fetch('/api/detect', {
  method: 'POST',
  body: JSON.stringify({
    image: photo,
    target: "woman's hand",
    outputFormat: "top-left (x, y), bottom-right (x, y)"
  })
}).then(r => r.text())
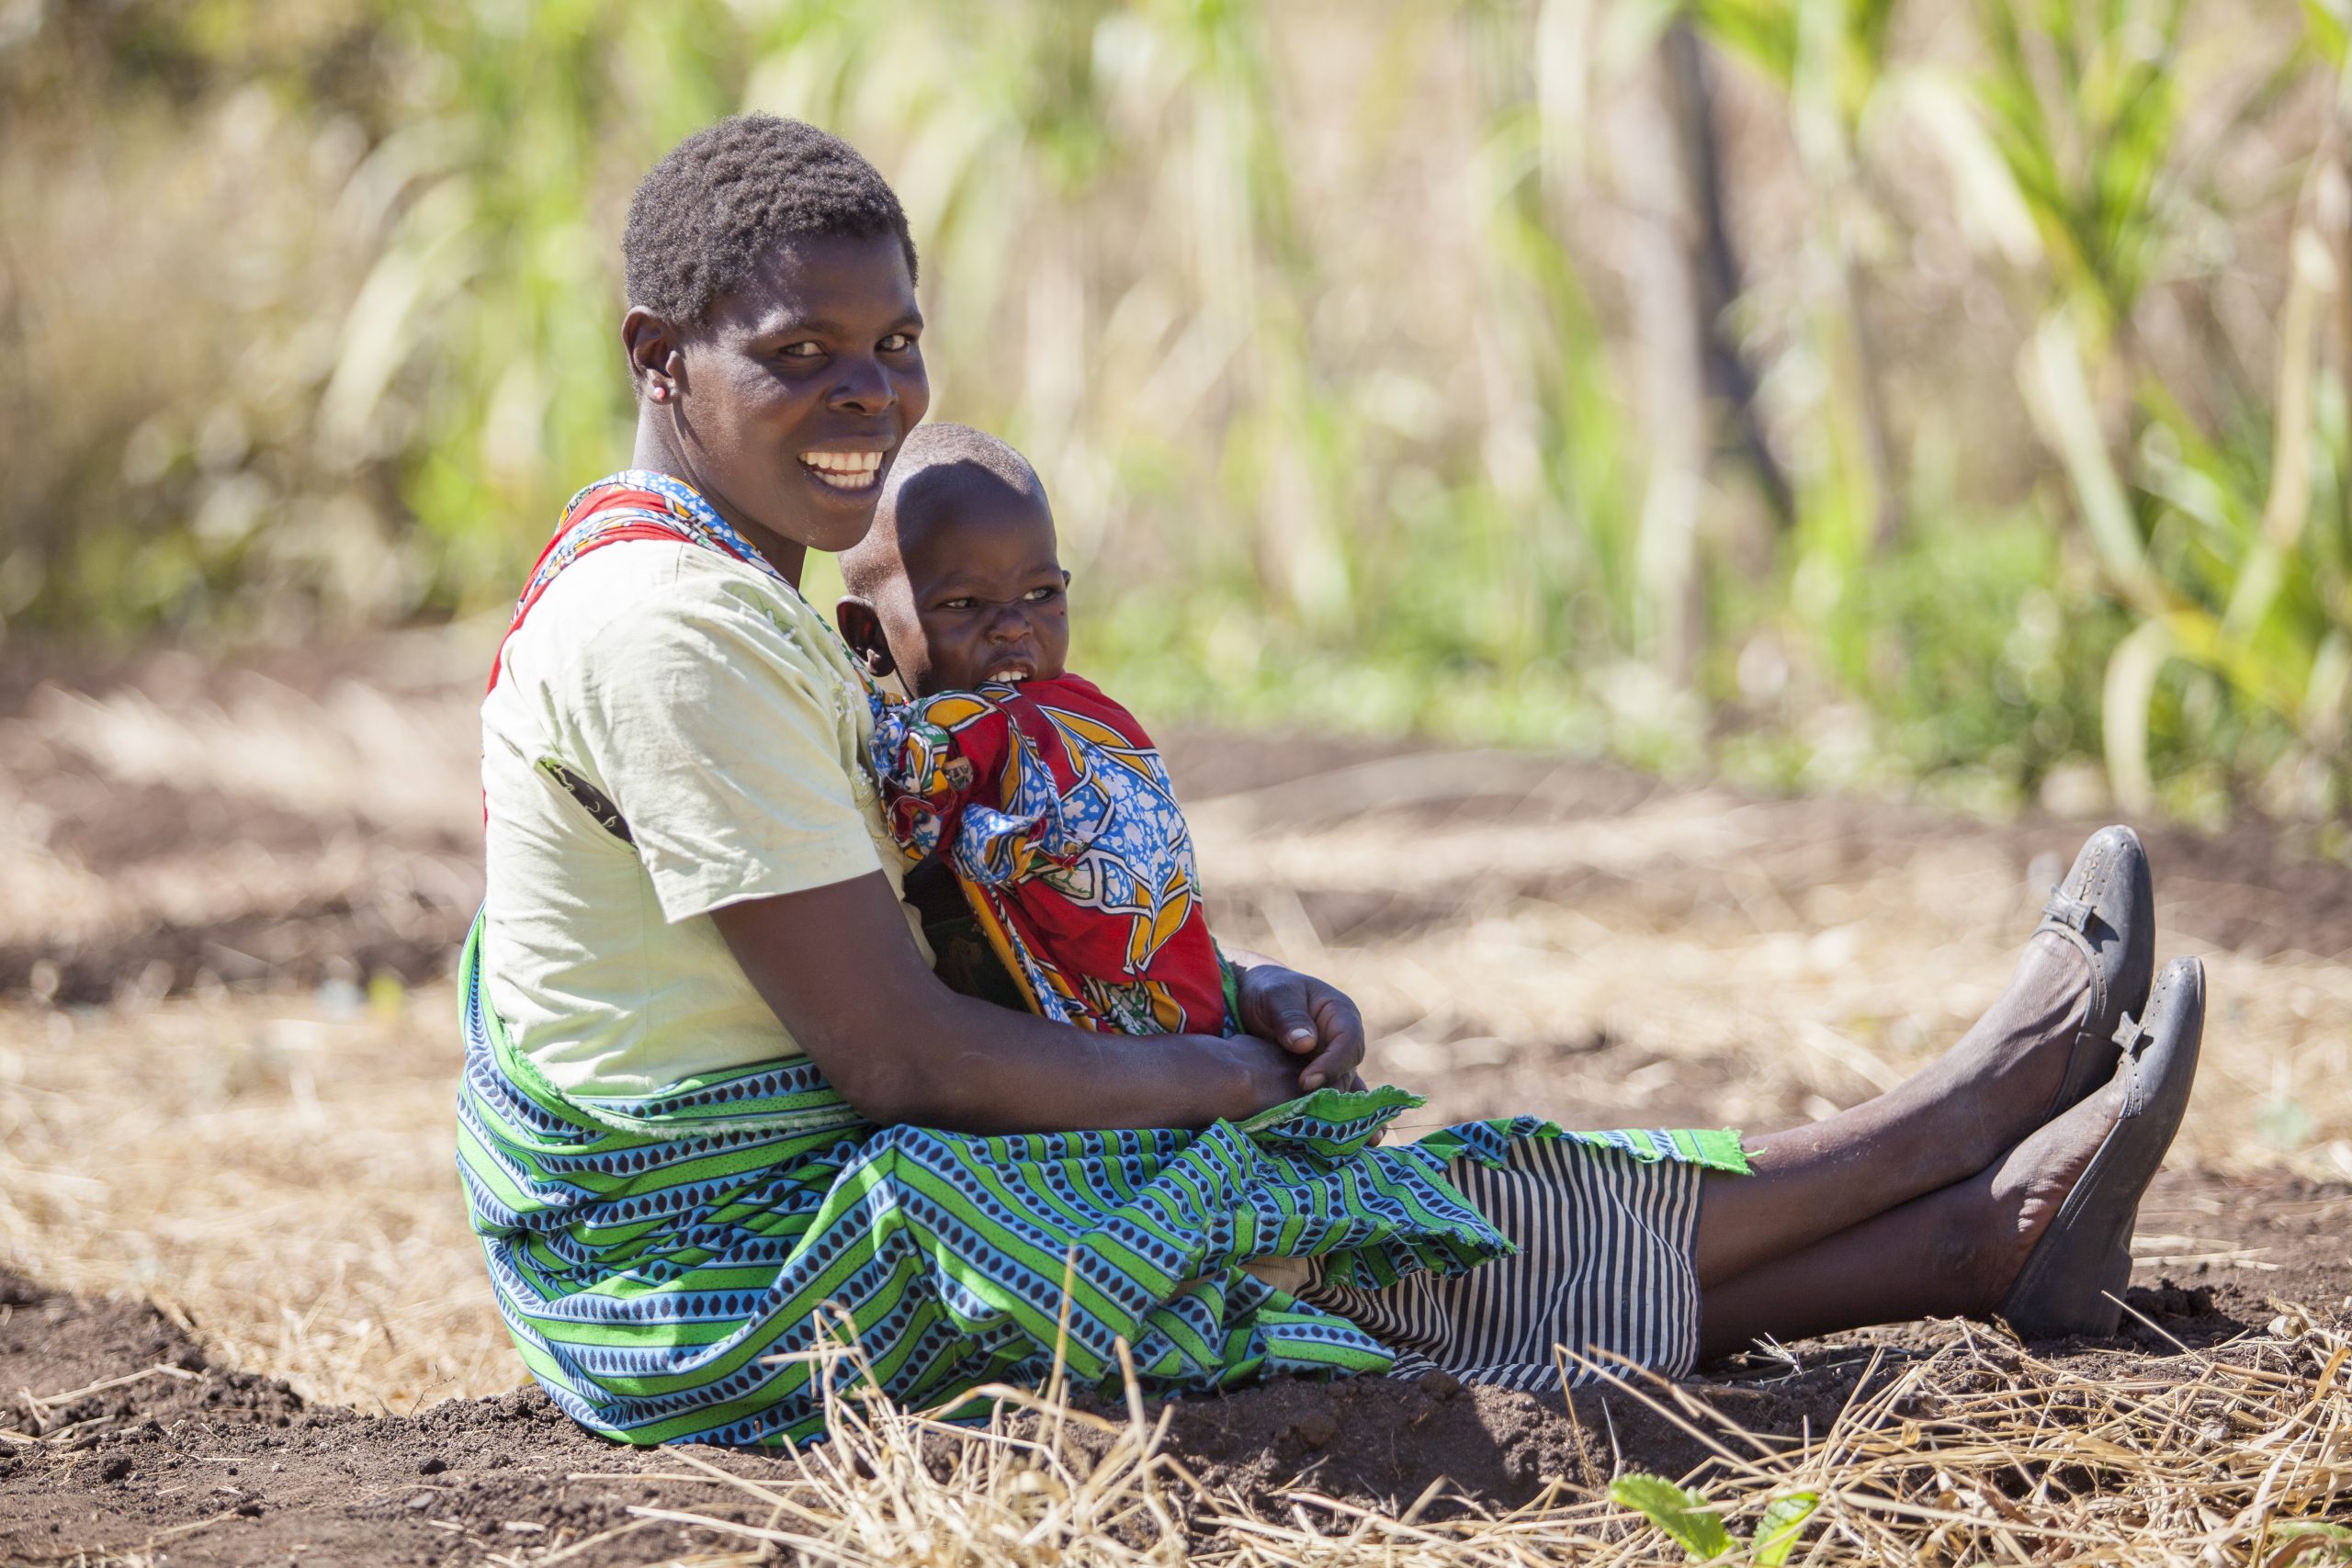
top-left (1229, 953), bottom-right (1366, 1092)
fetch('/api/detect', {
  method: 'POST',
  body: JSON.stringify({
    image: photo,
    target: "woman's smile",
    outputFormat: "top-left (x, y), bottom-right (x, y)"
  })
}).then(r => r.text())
top-left (800, 447), bottom-right (887, 492)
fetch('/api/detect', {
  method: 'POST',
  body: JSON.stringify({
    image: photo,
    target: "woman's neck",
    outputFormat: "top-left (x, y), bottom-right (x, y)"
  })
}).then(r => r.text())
top-left (629, 423), bottom-right (808, 588)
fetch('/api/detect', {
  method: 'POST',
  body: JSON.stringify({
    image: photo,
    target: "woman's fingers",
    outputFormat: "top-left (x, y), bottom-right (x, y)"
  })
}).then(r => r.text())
top-left (1242, 968), bottom-right (1323, 1055)
top-left (1295, 982), bottom-right (1365, 1090)
top-left (1234, 960), bottom-right (1370, 1091)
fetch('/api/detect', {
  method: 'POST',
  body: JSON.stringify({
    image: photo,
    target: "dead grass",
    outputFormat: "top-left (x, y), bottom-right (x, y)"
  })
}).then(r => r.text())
top-left (4, 820), bottom-right (2349, 1561)
top-left (5, 661), bottom-right (2352, 1559)
top-left (544, 1316), bottom-right (2352, 1566)
top-left (0, 989), bottom-right (511, 1412)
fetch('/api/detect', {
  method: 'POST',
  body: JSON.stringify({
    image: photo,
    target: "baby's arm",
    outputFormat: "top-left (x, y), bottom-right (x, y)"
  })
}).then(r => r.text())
top-left (869, 692), bottom-right (1081, 886)
top-left (868, 697), bottom-right (987, 864)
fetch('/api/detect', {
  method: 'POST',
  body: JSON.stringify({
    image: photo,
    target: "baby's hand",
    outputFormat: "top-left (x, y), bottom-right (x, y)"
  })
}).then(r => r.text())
top-left (1231, 956), bottom-right (1365, 1092)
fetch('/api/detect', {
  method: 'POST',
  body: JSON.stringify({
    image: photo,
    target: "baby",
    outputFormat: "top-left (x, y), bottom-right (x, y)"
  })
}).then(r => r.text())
top-left (837, 423), bottom-right (1233, 1037)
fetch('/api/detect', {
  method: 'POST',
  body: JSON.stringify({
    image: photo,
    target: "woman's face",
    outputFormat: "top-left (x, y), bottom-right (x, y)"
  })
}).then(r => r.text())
top-left (644, 231), bottom-right (930, 559)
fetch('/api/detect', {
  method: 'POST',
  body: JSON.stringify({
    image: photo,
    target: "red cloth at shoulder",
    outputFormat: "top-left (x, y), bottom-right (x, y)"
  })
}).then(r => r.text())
top-left (912, 673), bottom-right (1228, 1036)
top-left (487, 486), bottom-right (714, 695)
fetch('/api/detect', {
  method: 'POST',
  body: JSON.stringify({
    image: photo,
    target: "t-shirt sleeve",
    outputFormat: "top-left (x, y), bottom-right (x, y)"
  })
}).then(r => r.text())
top-left (561, 576), bottom-right (884, 923)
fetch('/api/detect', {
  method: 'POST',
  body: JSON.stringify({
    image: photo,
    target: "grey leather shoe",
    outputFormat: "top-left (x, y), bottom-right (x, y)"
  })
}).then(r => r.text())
top-left (2030, 825), bottom-right (2155, 1122)
top-left (1996, 956), bottom-right (2204, 1339)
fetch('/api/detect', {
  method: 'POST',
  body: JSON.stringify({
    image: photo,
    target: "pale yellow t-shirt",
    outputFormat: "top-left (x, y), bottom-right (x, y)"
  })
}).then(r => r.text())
top-left (480, 539), bottom-right (924, 1097)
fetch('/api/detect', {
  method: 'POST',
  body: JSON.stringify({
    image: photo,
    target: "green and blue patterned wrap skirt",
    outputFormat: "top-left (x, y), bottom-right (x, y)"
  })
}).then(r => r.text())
top-left (456, 918), bottom-right (1748, 1446)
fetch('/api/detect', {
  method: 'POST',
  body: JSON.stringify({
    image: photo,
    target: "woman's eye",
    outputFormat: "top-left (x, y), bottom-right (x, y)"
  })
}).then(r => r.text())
top-left (879, 333), bottom-right (915, 352)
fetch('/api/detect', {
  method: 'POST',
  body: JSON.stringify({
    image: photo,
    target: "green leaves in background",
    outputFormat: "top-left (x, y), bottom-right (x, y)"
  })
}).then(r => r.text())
top-left (3, 0), bottom-right (2349, 823)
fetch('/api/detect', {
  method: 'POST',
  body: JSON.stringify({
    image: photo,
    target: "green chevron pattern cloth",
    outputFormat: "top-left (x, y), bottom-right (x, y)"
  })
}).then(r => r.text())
top-left (456, 916), bottom-right (1750, 1445)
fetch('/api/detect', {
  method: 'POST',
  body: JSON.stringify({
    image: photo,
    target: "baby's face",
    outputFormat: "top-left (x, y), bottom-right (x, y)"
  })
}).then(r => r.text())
top-left (878, 479), bottom-right (1070, 697)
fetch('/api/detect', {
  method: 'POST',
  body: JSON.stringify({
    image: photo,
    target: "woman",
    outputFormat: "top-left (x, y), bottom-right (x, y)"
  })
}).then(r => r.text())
top-left (460, 116), bottom-right (2205, 1447)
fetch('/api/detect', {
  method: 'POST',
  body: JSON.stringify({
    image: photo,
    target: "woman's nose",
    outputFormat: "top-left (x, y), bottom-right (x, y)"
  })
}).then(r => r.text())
top-left (827, 354), bottom-right (895, 414)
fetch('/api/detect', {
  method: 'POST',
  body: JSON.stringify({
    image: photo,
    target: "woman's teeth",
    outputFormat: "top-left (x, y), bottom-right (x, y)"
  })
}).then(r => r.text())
top-left (800, 450), bottom-right (883, 491)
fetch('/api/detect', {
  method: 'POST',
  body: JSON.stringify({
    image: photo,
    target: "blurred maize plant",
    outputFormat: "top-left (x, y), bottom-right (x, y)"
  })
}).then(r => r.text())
top-left (0, 0), bottom-right (2345, 818)
top-left (1892, 0), bottom-right (2352, 816)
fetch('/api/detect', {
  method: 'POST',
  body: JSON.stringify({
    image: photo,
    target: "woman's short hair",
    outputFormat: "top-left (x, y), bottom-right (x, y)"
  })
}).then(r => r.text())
top-left (623, 114), bottom-right (918, 325)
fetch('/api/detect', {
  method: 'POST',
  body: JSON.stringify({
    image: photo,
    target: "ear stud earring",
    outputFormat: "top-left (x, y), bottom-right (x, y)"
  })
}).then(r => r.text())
top-left (650, 383), bottom-right (671, 402)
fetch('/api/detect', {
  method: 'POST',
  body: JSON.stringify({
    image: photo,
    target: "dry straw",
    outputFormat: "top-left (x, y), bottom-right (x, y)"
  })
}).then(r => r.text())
top-left (5, 669), bottom-right (2351, 1561)
top-left (557, 1302), bottom-right (2351, 1567)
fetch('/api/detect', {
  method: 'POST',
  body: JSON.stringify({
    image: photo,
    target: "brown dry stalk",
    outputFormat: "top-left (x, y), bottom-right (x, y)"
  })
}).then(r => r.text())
top-left (557, 1308), bottom-right (2351, 1567)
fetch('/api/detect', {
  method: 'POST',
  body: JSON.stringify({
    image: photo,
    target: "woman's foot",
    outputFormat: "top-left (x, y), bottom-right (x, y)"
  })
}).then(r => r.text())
top-left (2021, 825), bottom-right (2155, 1120)
top-left (1980, 956), bottom-right (2205, 1336)
top-left (1895, 826), bottom-right (2155, 1181)
top-left (1696, 833), bottom-right (2158, 1291)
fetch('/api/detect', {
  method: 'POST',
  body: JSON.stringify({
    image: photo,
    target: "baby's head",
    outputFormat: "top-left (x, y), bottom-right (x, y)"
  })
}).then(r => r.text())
top-left (836, 423), bottom-right (1069, 697)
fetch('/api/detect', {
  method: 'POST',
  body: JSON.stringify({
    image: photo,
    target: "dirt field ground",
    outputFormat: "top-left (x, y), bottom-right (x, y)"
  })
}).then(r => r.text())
top-left (2, 633), bottom-right (2348, 1562)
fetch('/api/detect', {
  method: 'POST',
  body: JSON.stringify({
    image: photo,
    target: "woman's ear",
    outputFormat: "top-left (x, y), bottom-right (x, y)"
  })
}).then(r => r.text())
top-left (834, 597), bottom-right (896, 677)
top-left (621, 306), bottom-right (685, 404)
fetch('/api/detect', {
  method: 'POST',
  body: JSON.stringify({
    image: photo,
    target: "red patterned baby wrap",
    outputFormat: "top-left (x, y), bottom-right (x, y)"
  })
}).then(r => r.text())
top-left (869, 673), bottom-right (1232, 1036)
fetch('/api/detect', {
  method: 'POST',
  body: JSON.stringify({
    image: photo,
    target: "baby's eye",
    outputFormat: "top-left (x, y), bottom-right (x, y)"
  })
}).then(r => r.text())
top-left (938, 596), bottom-right (977, 611)
top-left (778, 341), bottom-right (824, 359)
top-left (879, 333), bottom-right (915, 352)
top-left (1022, 584), bottom-right (1062, 603)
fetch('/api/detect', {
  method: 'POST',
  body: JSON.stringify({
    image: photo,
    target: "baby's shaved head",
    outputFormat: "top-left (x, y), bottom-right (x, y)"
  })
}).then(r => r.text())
top-left (842, 423), bottom-right (1049, 598)
top-left (834, 423), bottom-right (1069, 697)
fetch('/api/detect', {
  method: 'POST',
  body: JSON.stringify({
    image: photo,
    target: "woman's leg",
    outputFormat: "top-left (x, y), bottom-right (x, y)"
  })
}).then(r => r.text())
top-left (1691, 928), bottom-right (2090, 1288)
top-left (1694, 1072), bottom-right (2121, 1356)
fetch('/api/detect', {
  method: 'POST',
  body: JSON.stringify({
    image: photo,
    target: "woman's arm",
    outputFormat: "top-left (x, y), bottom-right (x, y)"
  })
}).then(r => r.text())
top-left (712, 872), bottom-right (1363, 1133)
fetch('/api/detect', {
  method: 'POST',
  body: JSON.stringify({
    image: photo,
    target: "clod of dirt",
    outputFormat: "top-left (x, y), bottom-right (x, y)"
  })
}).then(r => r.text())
top-left (1291, 1411), bottom-right (1338, 1448)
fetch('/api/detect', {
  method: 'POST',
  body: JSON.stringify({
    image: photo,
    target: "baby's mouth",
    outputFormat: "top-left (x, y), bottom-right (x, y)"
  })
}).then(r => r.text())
top-left (798, 449), bottom-right (884, 492)
top-left (984, 660), bottom-right (1034, 683)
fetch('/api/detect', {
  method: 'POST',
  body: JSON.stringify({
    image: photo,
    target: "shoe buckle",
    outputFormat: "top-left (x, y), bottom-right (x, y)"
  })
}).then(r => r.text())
top-left (2042, 892), bottom-right (2095, 933)
top-left (2111, 1012), bottom-right (2150, 1055)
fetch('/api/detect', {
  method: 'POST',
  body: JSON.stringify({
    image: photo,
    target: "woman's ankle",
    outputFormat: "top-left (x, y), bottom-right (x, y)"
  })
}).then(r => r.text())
top-left (1972, 1099), bottom-right (2115, 1317)
top-left (1934, 1175), bottom-right (2030, 1318)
